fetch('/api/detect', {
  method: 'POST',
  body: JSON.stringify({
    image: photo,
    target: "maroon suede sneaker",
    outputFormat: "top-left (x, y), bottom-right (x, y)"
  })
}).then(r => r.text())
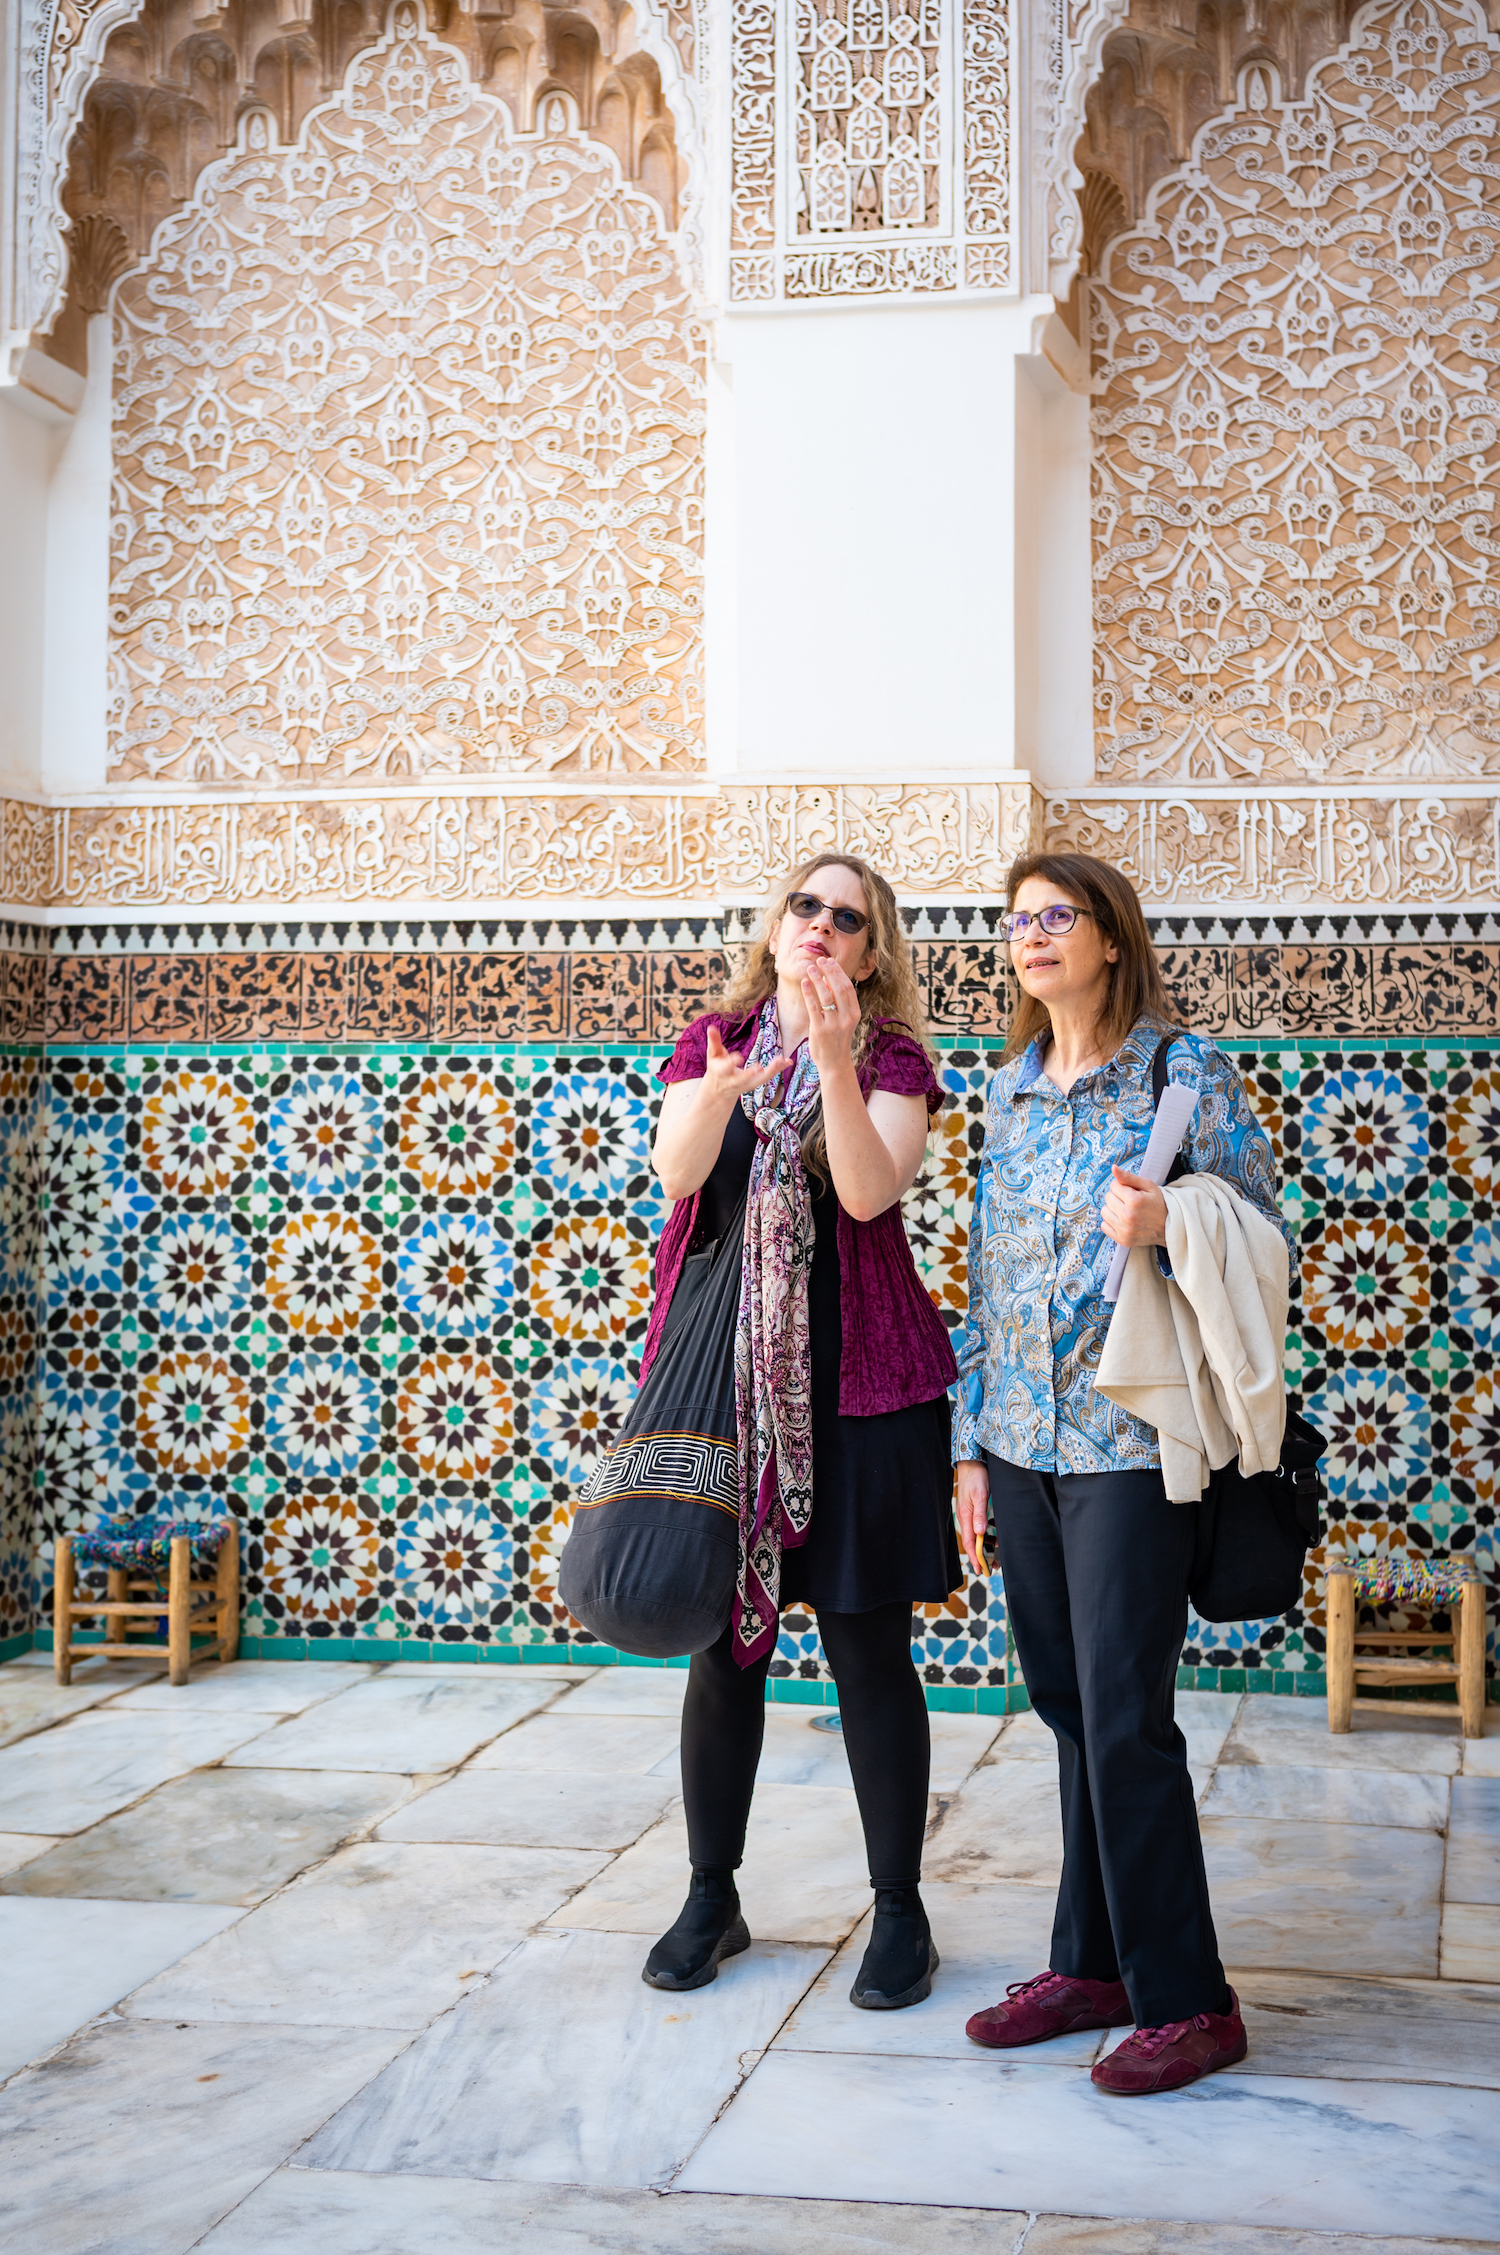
top-left (966, 1970), bottom-right (1133, 2050)
top-left (1091, 1991), bottom-right (1247, 2095)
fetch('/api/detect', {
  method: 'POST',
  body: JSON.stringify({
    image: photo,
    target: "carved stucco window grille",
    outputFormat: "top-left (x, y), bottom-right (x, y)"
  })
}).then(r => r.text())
top-left (1089, 0), bottom-right (1500, 788)
top-left (103, 2), bottom-right (704, 789)
top-left (729, 0), bottom-right (1010, 303)
top-left (794, 0), bottom-right (942, 236)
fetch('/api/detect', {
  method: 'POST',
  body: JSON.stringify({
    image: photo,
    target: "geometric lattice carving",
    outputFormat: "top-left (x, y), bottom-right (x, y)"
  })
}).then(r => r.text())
top-left (1090, 0), bottom-right (1500, 782)
top-left (728, 0), bottom-right (1010, 301)
top-left (109, 3), bottom-right (704, 787)
top-left (794, 0), bottom-right (943, 235)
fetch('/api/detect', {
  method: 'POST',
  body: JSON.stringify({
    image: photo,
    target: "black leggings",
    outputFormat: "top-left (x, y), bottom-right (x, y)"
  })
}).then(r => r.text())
top-left (681, 1601), bottom-right (930, 1889)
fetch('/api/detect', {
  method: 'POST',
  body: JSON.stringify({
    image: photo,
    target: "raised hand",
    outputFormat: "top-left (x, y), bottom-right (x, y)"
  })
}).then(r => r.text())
top-left (801, 954), bottom-right (862, 1072)
top-left (703, 1024), bottom-right (789, 1102)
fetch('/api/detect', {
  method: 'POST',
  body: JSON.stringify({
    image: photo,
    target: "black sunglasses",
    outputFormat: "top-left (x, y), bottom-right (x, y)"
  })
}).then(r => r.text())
top-left (784, 890), bottom-right (870, 936)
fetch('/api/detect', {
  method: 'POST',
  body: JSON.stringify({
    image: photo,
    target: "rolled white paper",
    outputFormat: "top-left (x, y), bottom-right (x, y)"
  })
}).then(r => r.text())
top-left (1101, 1079), bottom-right (1200, 1303)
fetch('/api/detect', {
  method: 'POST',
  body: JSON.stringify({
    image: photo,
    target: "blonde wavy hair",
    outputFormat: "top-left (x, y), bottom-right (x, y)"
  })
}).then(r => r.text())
top-left (719, 853), bottom-right (937, 1178)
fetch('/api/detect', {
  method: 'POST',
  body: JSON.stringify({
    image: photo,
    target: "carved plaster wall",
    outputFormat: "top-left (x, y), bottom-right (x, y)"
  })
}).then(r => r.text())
top-left (1087, 0), bottom-right (1500, 797)
top-left (0, 779), bottom-right (1041, 907)
top-left (727, 0), bottom-right (1012, 300)
top-left (104, 2), bottom-right (704, 789)
top-left (2, 779), bottom-right (1499, 908)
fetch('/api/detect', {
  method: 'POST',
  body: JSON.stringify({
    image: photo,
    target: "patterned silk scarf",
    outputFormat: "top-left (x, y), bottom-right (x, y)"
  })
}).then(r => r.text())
top-left (732, 998), bottom-right (823, 1666)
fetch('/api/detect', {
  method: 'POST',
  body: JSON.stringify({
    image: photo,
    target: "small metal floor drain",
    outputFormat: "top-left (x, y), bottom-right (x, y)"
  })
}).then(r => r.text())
top-left (809, 1709), bottom-right (843, 1733)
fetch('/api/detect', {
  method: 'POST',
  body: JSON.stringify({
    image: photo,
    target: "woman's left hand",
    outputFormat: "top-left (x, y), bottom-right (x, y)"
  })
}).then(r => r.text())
top-left (1101, 1164), bottom-right (1169, 1248)
top-left (802, 954), bottom-right (862, 1072)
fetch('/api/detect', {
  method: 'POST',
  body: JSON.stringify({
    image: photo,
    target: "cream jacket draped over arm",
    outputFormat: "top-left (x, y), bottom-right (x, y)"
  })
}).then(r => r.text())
top-left (1095, 1174), bottom-right (1289, 1505)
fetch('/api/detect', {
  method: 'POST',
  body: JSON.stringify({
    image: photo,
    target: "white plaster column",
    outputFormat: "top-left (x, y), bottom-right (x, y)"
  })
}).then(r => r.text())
top-left (714, 296), bottom-right (1054, 783)
top-left (1014, 345), bottom-right (1093, 789)
top-left (39, 309), bottom-right (112, 795)
top-left (0, 385), bottom-right (62, 788)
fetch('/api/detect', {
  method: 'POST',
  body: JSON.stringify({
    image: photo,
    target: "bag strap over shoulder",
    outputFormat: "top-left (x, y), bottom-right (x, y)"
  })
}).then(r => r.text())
top-left (1151, 1034), bottom-right (1193, 1185)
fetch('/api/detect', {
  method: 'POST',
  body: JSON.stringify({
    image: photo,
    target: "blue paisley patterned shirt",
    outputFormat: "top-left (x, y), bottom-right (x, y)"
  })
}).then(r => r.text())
top-left (952, 1018), bottom-right (1292, 1474)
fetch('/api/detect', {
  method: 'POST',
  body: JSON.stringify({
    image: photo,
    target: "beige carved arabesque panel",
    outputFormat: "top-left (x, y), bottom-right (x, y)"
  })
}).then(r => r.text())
top-left (106, 0), bottom-right (704, 788)
top-left (1089, 0), bottom-right (1500, 785)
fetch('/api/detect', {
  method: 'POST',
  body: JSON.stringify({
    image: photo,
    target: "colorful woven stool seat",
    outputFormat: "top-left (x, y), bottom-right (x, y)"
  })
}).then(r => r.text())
top-left (72, 1516), bottom-right (232, 1571)
top-left (1344, 1555), bottom-right (1479, 1605)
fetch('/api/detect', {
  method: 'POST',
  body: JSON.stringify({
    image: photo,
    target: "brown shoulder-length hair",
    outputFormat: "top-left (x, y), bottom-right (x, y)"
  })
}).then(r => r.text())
top-left (719, 852), bottom-right (936, 1176)
top-left (1000, 850), bottom-right (1180, 1064)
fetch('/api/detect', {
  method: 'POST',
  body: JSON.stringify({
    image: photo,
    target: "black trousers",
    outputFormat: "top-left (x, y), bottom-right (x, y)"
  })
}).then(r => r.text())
top-left (987, 1454), bottom-right (1228, 2027)
top-left (681, 1601), bottom-right (930, 1889)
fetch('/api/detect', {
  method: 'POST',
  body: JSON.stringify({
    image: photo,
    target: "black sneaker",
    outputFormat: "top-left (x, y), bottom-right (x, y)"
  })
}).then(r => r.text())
top-left (849, 1885), bottom-right (939, 2010)
top-left (642, 1870), bottom-right (752, 1992)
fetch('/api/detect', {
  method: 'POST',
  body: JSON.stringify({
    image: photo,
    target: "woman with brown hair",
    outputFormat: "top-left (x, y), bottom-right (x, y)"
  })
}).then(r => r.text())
top-left (953, 851), bottom-right (1292, 2094)
top-left (640, 854), bottom-right (959, 2008)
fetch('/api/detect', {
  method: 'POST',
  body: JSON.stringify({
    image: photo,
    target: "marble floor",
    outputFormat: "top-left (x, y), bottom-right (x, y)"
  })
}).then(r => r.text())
top-left (0, 1651), bottom-right (1497, 2255)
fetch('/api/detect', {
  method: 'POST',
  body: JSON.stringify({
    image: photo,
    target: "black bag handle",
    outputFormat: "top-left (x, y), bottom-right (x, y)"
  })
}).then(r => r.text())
top-left (1150, 1035), bottom-right (1193, 1185)
top-left (1157, 1032), bottom-right (1329, 1508)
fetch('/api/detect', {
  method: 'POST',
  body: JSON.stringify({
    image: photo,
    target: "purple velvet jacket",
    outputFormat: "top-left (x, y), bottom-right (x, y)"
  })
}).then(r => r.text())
top-left (640, 1008), bottom-right (958, 1418)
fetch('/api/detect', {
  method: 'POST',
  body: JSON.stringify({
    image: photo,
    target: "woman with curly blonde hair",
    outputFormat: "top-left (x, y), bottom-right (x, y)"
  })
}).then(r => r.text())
top-left (640, 853), bottom-right (959, 2009)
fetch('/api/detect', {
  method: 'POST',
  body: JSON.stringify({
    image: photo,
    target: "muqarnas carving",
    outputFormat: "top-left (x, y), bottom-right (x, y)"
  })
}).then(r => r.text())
top-left (89, 0), bottom-right (702, 788)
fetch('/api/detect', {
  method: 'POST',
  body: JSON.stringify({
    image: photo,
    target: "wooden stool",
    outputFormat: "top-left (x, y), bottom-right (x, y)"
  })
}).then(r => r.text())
top-left (54, 1515), bottom-right (240, 1688)
top-left (1325, 1555), bottom-right (1486, 1737)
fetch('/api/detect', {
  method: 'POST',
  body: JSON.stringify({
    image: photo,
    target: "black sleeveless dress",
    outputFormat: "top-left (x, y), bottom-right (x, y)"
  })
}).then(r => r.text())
top-left (683, 1103), bottom-right (960, 1615)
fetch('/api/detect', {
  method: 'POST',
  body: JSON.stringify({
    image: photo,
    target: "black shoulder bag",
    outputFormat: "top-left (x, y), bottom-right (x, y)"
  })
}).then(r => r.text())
top-left (1148, 1037), bottom-right (1327, 1625)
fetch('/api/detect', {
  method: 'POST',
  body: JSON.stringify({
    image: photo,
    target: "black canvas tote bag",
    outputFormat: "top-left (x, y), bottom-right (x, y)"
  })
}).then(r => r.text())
top-left (558, 1193), bottom-right (743, 1659)
top-left (1144, 1038), bottom-right (1327, 1624)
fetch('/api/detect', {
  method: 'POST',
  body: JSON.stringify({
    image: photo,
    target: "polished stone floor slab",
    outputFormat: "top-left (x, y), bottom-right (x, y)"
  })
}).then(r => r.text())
top-left (0, 1831), bottom-right (56, 1877)
top-left (1200, 1762), bottom-right (1449, 1831)
top-left (0, 1709), bottom-right (275, 1834)
top-left (675, 2048), bottom-right (1500, 2238)
top-left (376, 1768), bottom-right (676, 1852)
top-left (0, 1895), bottom-right (243, 2080)
top-left (1220, 1971), bottom-right (1500, 2088)
top-left (3, 1767), bottom-right (411, 1905)
top-left (200, 2171), bottom-right (1029, 2253)
top-left (555, 1668), bottom-right (690, 1716)
top-left (1172, 1691), bottom-right (1244, 1767)
top-left (1221, 1698), bottom-right (1463, 1776)
top-left (468, 1712), bottom-right (683, 1775)
top-left (1444, 1776), bottom-right (1500, 1904)
top-left (224, 1674), bottom-right (568, 1775)
top-left (982, 1710), bottom-right (1056, 1761)
top-left (1022, 2221), bottom-right (1500, 2255)
top-left (924, 1762), bottom-right (1062, 1889)
top-left (1459, 1731), bottom-right (1500, 1777)
top-left (0, 1662), bottom-right (159, 1749)
top-left (0, 2015), bottom-right (409, 2255)
top-left (1440, 1901), bottom-right (1500, 1982)
top-left (304, 1926), bottom-right (827, 2189)
top-left (551, 1783), bottom-right (872, 1946)
top-left (114, 1660), bottom-right (375, 1714)
top-left (374, 1663), bottom-right (585, 1682)
top-left (982, 1695), bottom-right (1238, 1773)
top-left (774, 1880), bottom-right (1099, 2066)
top-left (126, 1840), bottom-right (609, 2028)
top-left (1202, 1817), bottom-right (1443, 1977)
